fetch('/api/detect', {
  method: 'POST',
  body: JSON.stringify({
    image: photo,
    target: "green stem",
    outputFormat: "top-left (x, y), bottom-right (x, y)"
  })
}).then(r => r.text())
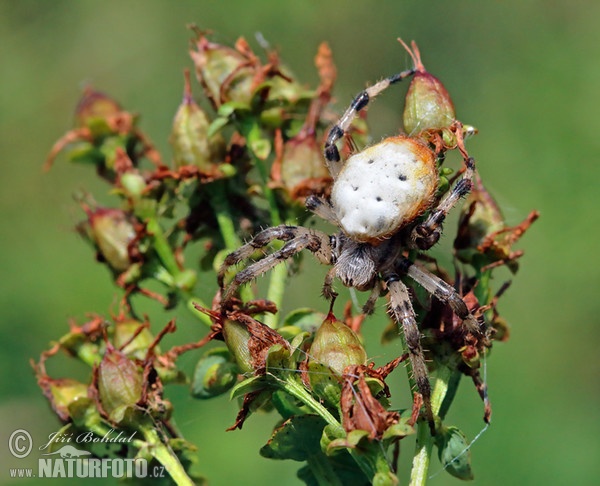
top-left (146, 217), bottom-right (181, 278)
top-left (206, 181), bottom-right (254, 303)
top-left (206, 182), bottom-right (242, 250)
top-left (142, 426), bottom-right (195, 486)
top-left (282, 376), bottom-right (378, 480)
top-left (263, 254), bottom-right (288, 328)
top-left (409, 365), bottom-right (456, 486)
top-left (251, 151), bottom-right (287, 328)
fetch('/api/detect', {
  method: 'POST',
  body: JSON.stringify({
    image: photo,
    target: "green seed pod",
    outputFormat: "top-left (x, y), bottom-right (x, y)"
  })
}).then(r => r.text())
top-left (308, 312), bottom-right (367, 376)
top-left (45, 379), bottom-right (90, 423)
top-left (190, 32), bottom-right (256, 107)
top-left (78, 208), bottom-right (137, 273)
top-left (436, 425), bottom-right (474, 480)
top-left (74, 87), bottom-right (122, 128)
top-left (191, 349), bottom-right (238, 399)
top-left (279, 133), bottom-right (330, 201)
top-left (113, 320), bottom-right (156, 361)
top-left (222, 315), bottom-right (291, 374)
top-left (401, 40), bottom-right (456, 135)
top-left (170, 70), bottom-right (225, 170)
top-left (222, 319), bottom-right (254, 374)
top-left (119, 172), bottom-right (147, 199)
top-left (96, 345), bottom-right (143, 424)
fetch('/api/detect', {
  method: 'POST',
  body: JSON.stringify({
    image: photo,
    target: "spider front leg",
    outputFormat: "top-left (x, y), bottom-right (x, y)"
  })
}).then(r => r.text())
top-left (411, 157), bottom-right (476, 250)
top-left (323, 68), bottom-right (415, 178)
top-left (385, 273), bottom-right (435, 434)
top-left (219, 225), bottom-right (333, 306)
top-left (399, 257), bottom-right (486, 339)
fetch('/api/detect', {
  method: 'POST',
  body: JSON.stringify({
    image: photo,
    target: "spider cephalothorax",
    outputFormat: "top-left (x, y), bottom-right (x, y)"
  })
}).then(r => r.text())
top-left (218, 40), bottom-right (488, 433)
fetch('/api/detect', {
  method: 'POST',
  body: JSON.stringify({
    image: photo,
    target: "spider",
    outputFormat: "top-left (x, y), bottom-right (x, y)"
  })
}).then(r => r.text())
top-left (218, 42), bottom-right (487, 433)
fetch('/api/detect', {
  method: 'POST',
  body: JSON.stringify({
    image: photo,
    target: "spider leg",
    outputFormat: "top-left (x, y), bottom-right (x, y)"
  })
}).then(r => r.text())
top-left (306, 195), bottom-right (340, 227)
top-left (399, 258), bottom-right (485, 338)
top-left (220, 226), bottom-right (333, 304)
top-left (465, 366), bottom-right (492, 424)
top-left (410, 157), bottom-right (476, 250)
top-left (322, 266), bottom-right (338, 300)
top-left (323, 68), bottom-right (415, 178)
top-left (362, 279), bottom-right (384, 315)
top-left (385, 273), bottom-right (435, 434)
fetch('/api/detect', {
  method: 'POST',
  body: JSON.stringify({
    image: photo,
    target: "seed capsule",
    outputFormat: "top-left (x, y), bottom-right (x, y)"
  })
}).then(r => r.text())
top-left (78, 207), bottom-right (137, 273)
top-left (170, 70), bottom-right (225, 170)
top-left (308, 311), bottom-right (367, 376)
top-left (400, 39), bottom-right (456, 135)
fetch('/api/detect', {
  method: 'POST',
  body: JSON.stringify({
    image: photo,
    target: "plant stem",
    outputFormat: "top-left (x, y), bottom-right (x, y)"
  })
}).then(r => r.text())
top-left (146, 217), bottom-right (181, 278)
top-left (206, 181), bottom-right (255, 303)
top-left (409, 365), bottom-right (456, 486)
top-left (252, 153), bottom-right (289, 328)
top-left (142, 426), bottom-right (196, 486)
top-left (282, 375), bottom-right (378, 480)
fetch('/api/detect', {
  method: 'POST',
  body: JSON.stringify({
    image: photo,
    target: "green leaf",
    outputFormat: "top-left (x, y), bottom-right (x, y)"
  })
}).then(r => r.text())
top-left (327, 430), bottom-right (370, 453)
top-left (281, 308), bottom-right (325, 331)
top-left (307, 362), bottom-right (341, 407)
top-left (207, 116), bottom-right (231, 138)
top-left (260, 414), bottom-right (327, 461)
top-left (381, 417), bottom-right (415, 441)
top-left (229, 375), bottom-right (269, 401)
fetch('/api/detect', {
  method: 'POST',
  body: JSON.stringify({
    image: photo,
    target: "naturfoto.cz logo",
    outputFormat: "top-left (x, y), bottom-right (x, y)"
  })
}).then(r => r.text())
top-left (8, 428), bottom-right (165, 480)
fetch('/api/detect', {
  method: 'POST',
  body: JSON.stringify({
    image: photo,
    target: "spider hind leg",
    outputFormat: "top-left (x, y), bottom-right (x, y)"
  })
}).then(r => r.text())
top-left (385, 273), bottom-right (436, 435)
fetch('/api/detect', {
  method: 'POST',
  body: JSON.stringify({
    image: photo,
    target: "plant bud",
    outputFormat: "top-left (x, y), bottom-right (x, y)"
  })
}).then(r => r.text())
top-left (170, 70), bottom-right (225, 171)
top-left (119, 172), bottom-right (147, 199)
top-left (436, 425), bottom-right (474, 480)
top-left (42, 378), bottom-right (89, 422)
top-left (455, 180), bottom-right (504, 255)
top-left (278, 133), bottom-right (330, 201)
top-left (75, 87), bottom-right (122, 128)
top-left (308, 312), bottom-right (367, 376)
top-left (113, 320), bottom-right (156, 360)
top-left (191, 349), bottom-right (237, 399)
top-left (400, 40), bottom-right (456, 135)
top-left (96, 345), bottom-right (143, 424)
top-left (222, 314), bottom-right (290, 374)
top-left (190, 32), bottom-right (256, 107)
top-left (78, 208), bottom-right (137, 273)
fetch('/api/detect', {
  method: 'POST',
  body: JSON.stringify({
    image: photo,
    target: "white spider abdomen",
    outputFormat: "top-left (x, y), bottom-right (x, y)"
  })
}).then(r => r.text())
top-left (331, 136), bottom-right (437, 242)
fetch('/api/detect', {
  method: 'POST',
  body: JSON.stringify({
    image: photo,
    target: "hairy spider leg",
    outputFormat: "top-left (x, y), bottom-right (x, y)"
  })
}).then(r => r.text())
top-left (323, 68), bottom-right (416, 177)
top-left (410, 157), bottom-right (476, 250)
top-left (219, 225), bottom-right (333, 304)
top-left (385, 273), bottom-right (435, 434)
top-left (398, 257), bottom-right (485, 338)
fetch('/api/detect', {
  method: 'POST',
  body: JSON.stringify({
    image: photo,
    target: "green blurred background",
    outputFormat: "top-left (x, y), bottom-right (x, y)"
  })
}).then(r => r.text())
top-left (1, 1), bottom-right (599, 484)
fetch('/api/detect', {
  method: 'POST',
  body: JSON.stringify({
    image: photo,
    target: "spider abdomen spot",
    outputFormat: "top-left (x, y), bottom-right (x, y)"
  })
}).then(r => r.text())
top-left (331, 136), bottom-right (437, 242)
